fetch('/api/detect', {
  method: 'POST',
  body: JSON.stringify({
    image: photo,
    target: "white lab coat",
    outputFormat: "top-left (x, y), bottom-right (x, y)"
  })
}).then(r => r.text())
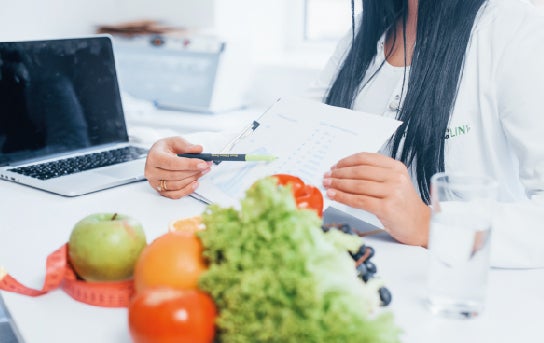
top-left (310, 0), bottom-right (544, 268)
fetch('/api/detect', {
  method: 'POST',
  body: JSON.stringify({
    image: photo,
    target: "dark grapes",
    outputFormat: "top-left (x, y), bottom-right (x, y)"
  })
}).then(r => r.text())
top-left (379, 287), bottom-right (392, 306)
top-left (351, 244), bottom-right (367, 261)
top-left (356, 263), bottom-right (367, 278)
top-left (321, 223), bottom-right (392, 306)
top-left (366, 261), bottom-right (377, 275)
top-left (366, 246), bottom-right (375, 260)
top-left (338, 223), bottom-right (354, 235)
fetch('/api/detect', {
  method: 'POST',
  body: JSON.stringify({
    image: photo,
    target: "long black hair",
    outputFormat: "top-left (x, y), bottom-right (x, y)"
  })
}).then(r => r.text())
top-left (325, 0), bottom-right (487, 203)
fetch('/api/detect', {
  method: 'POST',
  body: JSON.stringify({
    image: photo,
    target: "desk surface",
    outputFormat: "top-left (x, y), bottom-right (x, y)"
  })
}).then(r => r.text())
top-left (1, 94), bottom-right (543, 342)
top-left (1, 179), bottom-right (544, 343)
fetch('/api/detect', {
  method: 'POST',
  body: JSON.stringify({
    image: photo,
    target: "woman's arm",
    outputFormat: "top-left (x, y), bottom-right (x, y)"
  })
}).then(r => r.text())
top-left (490, 10), bottom-right (544, 268)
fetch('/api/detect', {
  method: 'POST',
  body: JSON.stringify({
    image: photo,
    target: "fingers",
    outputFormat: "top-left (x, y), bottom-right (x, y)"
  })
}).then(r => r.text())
top-left (144, 136), bottom-right (212, 199)
top-left (151, 168), bottom-right (210, 199)
top-left (152, 169), bottom-right (208, 181)
top-left (325, 153), bottom-right (408, 186)
top-left (325, 165), bottom-right (390, 182)
top-left (154, 176), bottom-right (200, 192)
top-left (325, 152), bottom-right (430, 247)
top-left (147, 166), bottom-right (210, 197)
top-left (323, 152), bottom-right (411, 210)
top-left (153, 156), bottom-right (208, 172)
top-left (325, 187), bottom-right (382, 216)
top-left (155, 180), bottom-right (200, 200)
top-left (148, 139), bottom-right (206, 172)
top-left (335, 152), bottom-right (405, 171)
top-left (145, 159), bottom-right (210, 188)
top-left (323, 166), bottom-right (411, 200)
top-left (167, 137), bottom-right (203, 155)
top-left (323, 177), bottom-right (388, 198)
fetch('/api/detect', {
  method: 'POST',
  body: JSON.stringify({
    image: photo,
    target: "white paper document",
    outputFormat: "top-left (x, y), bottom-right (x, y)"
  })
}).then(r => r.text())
top-left (193, 97), bottom-right (402, 227)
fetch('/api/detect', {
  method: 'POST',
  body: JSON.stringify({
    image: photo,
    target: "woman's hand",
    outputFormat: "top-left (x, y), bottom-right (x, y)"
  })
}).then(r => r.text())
top-left (144, 137), bottom-right (211, 199)
top-left (323, 152), bottom-right (430, 247)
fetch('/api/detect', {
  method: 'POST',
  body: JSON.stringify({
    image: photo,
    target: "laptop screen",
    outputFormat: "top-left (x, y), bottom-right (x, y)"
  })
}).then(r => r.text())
top-left (0, 36), bottom-right (128, 166)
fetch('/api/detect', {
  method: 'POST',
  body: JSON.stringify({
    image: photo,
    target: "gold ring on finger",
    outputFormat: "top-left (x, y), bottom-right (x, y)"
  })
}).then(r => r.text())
top-left (161, 179), bottom-right (168, 191)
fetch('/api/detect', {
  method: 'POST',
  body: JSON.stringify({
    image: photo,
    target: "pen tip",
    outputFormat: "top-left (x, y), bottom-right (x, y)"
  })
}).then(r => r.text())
top-left (246, 154), bottom-right (277, 162)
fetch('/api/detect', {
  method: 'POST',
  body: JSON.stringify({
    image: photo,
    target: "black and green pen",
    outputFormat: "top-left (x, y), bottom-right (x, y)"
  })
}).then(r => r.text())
top-left (177, 153), bottom-right (277, 162)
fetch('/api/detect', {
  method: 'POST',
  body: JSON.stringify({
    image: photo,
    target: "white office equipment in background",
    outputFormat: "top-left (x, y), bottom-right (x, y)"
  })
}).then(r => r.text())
top-left (113, 35), bottom-right (250, 113)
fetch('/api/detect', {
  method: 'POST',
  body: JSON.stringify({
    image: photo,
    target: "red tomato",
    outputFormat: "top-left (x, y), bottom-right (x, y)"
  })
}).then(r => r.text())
top-left (128, 289), bottom-right (216, 343)
top-left (272, 174), bottom-right (324, 217)
top-left (272, 174), bottom-right (305, 195)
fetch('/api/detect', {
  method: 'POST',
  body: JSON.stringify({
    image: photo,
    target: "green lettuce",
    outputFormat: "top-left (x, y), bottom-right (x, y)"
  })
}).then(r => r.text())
top-left (198, 177), bottom-right (400, 343)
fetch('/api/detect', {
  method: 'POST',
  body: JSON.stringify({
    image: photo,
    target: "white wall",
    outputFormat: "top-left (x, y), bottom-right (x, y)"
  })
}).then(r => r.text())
top-left (212, 0), bottom-right (328, 106)
top-left (0, 0), bottom-right (214, 41)
top-left (213, 0), bottom-right (289, 61)
top-left (0, 0), bottom-right (324, 107)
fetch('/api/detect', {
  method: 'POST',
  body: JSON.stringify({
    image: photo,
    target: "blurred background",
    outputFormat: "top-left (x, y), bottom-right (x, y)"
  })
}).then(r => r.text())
top-left (0, 0), bottom-right (364, 110)
top-left (0, 0), bottom-right (542, 113)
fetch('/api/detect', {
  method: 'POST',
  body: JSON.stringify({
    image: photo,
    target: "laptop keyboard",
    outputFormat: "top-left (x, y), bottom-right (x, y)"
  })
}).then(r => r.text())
top-left (7, 146), bottom-right (148, 181)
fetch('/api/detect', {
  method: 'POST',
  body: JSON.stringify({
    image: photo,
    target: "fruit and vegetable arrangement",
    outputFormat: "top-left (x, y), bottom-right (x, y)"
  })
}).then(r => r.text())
top-left (0, 174), bottom-right (400, 342)
top-left (196, 176), bottom-right (399, 343)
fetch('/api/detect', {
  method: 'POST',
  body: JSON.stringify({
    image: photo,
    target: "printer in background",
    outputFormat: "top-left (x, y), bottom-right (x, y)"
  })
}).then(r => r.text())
top-left (102, 23), bottom-right (251, 113)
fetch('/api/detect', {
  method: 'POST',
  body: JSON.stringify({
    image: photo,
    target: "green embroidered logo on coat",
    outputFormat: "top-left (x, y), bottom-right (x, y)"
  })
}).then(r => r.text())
top-left (445, 124), bottom-right (471, 139)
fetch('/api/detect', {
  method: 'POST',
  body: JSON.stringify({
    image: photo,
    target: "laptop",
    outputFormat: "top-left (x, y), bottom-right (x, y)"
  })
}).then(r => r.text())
top-left (0, 35), bottom-right (148, 196)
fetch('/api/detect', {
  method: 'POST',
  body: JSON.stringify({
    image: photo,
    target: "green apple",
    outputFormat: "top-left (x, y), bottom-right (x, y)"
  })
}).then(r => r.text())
top-left (68, 213), bottom-right (147, 282)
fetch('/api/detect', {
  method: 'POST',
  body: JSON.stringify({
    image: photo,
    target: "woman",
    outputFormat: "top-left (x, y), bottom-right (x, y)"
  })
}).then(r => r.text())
top-left (145, 0), bottom-right (544, 268)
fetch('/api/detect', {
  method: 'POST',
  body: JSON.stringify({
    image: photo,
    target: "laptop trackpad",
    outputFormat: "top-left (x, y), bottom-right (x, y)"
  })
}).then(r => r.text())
top-left (95, 160), bottom-right (145, 180)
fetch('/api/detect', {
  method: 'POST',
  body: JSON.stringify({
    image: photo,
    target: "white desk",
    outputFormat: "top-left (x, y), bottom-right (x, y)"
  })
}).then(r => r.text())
top-left (1, 178), bottom-right (544, 343)
top-left (1, 100), bottom-right (543, 342)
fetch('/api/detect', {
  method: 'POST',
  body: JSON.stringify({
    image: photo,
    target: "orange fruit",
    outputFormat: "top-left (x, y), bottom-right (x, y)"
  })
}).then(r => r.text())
top-left (168, 216), bottom-right (204, 234)
top-left (133, 231), bottom-right (207, 293)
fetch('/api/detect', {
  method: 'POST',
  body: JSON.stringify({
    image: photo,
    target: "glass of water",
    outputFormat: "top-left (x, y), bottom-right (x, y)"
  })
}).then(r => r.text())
top-left (426, 172), bottom-right (498, 319)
